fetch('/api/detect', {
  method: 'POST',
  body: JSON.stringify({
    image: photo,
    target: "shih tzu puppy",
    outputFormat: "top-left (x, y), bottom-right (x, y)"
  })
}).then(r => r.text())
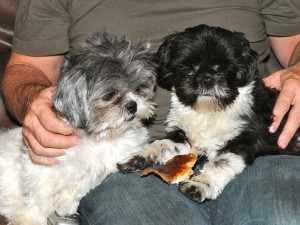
top-left (118, 24), bottom-right (300, 203)
top-left (0, 31), bottom-right (156, 225)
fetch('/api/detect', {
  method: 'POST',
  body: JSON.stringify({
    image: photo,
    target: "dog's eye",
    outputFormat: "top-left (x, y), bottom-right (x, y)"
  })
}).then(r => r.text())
top-left (186, 69), bottom-right (194, 75)
top-left (212, 64), bottom-right (220, 72)
top-left (103, 91), bottom-right (117, 101)
top-left (135, 84), bottom-right (148, 92)
top-left (178, 66), bottom-right (194, 75)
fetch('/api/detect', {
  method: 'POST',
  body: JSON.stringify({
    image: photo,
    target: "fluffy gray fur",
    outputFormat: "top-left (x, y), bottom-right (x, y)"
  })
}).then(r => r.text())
top-left (0, 31), bottom-right (156, 225)
top-left (54, 32), bottom-right (156, 135)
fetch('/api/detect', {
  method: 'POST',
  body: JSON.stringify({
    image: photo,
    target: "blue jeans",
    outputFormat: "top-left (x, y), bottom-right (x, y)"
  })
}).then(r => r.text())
top-left (78, 155), bottom-right (300, 225)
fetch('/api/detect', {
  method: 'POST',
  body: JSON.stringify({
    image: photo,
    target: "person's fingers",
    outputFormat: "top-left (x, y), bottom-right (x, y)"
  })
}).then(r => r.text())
top-left (39, 110), bottom-right (74, 136)
top-left (27, 87), bottom-right (74, 136)
top-left (23, 137), bottom-right (59, 166)
top-left (22, 127), bottom-right (67, 157)
top-left (24, 103), bottom-right (79, 148)
top-left (27, 121), bottom-right (78, 149)
top-left (268, 69), bottom-right (300, 130)
top-left (28, 150), bottom-right (58, 166)
top-left (23, 87), bottom-right (79, 150)
top-left (267, 67), bottom-right (300, 148)
top-left (268, 88), bottom-right (293, 134)
top-left (263, 71), bottom-right (281, 90)
top-left (21, 87), bottom-right (79, 166)
top-left (277, 100), bottom-right (300, 149)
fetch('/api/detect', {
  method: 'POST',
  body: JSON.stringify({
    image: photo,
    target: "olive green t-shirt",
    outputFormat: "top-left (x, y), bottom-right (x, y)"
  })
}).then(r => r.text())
top-left (13, 0), bottom-right (300, 60)
top-left (12, 0), bottom-right (300, 138)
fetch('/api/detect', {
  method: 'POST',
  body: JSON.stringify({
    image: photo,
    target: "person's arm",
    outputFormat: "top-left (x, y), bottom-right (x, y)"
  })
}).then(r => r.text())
top-left (1, 52), bottom-right (78, 165)
top-left (3, 52), bottom-right (61, 122)
top-left (263, 34), bottom-right (300, 149)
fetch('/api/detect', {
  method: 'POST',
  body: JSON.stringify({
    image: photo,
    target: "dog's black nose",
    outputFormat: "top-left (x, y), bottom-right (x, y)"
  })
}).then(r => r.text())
top-left (126, 101), bottom-right (137, 114)
top-left (200, 76), bottom-right (214, 88)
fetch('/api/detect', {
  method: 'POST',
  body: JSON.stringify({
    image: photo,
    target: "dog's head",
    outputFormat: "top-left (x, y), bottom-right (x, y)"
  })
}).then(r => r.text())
top-left (155, 24), bottom-right (258, 110)
top-left (53, 31), bottom-right (156, 137)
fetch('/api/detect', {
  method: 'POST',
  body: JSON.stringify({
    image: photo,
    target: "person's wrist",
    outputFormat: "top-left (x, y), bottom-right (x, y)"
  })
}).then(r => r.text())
top-left (293, 61), bottom-right (300, 74)
top-left (17, 84), bottom-right (48, 122)
top-left (287, 61), bottom-right (300, 79)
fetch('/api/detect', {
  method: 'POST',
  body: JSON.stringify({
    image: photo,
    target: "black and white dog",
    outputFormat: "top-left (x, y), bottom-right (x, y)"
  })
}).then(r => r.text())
top-left (118, 24), bottom-right (300, 203)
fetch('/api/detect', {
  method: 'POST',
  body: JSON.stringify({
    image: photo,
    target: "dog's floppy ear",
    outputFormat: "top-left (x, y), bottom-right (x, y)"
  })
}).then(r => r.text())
top-left (154, 33), bottom-right (179, 90)
top-left (233, 32), bottom-right (259, 86)
top-left (53, 60), bottom-right (89, 129)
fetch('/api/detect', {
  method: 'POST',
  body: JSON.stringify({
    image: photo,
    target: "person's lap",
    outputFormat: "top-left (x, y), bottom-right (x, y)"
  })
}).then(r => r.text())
top-left (78, 155), bottom-right (300, 225)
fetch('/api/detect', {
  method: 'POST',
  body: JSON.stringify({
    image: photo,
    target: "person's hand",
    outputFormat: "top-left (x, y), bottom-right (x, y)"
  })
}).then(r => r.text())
top-left (263, 62), bottom-right (300, 149)
top-left (22, 86), bottom-right (79, 165)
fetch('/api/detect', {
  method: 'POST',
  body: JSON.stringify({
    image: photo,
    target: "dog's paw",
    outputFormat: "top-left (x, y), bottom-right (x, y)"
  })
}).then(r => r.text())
top-left (117, 155), bottom-right (155, 173)
top-left (178, 178), bottom-right (211, 203)
top-left (117, 139), bottom-right (191, 173)
top-left (150, 139), bottom-right (192, 164)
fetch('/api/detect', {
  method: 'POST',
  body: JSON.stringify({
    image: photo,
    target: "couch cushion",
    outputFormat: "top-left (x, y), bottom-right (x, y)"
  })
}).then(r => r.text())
top-left (0, 0), bottom-right (20, 128)
top-left (0, 0), bottom-right (20, 52)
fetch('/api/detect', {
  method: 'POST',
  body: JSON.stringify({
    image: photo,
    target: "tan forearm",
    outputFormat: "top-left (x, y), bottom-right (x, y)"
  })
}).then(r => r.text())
top-left (288, 40), bottom-right (300, 67)
top-left (1, 64), bottom-right (52, 123)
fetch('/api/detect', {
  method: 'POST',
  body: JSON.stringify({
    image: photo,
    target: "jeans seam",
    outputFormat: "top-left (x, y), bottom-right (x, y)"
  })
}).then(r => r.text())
top-left (78, 209), bottom-right (93, 225)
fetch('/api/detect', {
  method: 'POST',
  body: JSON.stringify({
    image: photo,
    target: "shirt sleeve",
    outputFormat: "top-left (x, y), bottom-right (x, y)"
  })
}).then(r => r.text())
top-left (262, 0), bottom-right (300, 36)
top-left (12, 0), bottom-right (70, 56)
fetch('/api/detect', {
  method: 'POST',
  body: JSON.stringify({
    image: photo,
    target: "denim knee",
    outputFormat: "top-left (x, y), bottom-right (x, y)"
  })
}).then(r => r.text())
top-left (210, 155), bottom-right (300, 225)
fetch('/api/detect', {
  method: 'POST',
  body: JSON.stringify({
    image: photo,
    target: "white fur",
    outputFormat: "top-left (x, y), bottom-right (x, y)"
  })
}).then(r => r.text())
top-left (133, 82), bottom-right (254, 201)
top-left (167, 82), bottom-right (254, 159)
top-left (139, 139), bottom-right (192, 165)
top-left (0, 125), bottom-right (148, 225)
top-left (182, 153), bottom-right (245, 201)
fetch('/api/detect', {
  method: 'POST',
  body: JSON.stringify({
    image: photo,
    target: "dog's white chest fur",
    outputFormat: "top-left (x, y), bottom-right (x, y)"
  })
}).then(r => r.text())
top-left (166, 83), bottom-right (254, 159)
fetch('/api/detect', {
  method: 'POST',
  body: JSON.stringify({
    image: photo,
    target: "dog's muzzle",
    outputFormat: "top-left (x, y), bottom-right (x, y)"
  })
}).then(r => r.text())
top-left (199, 76), bottom-right (214, 88)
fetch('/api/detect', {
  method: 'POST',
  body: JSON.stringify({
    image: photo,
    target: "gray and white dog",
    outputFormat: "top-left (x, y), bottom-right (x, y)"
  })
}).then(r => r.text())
top-left (0, 31), bottom-right (156, 225)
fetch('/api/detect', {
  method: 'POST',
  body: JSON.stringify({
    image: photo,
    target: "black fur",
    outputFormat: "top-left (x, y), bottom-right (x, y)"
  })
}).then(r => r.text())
top-left (155, 24), bottom-right (299, 162)
top-left (155, 24), bottom-right (258, 109)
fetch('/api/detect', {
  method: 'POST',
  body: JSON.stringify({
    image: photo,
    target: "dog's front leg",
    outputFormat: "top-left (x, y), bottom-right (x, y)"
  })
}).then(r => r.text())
top-left (118, 129), bottom-right (192, 173)
top-left (178, 152), bottom-right (246, 203)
